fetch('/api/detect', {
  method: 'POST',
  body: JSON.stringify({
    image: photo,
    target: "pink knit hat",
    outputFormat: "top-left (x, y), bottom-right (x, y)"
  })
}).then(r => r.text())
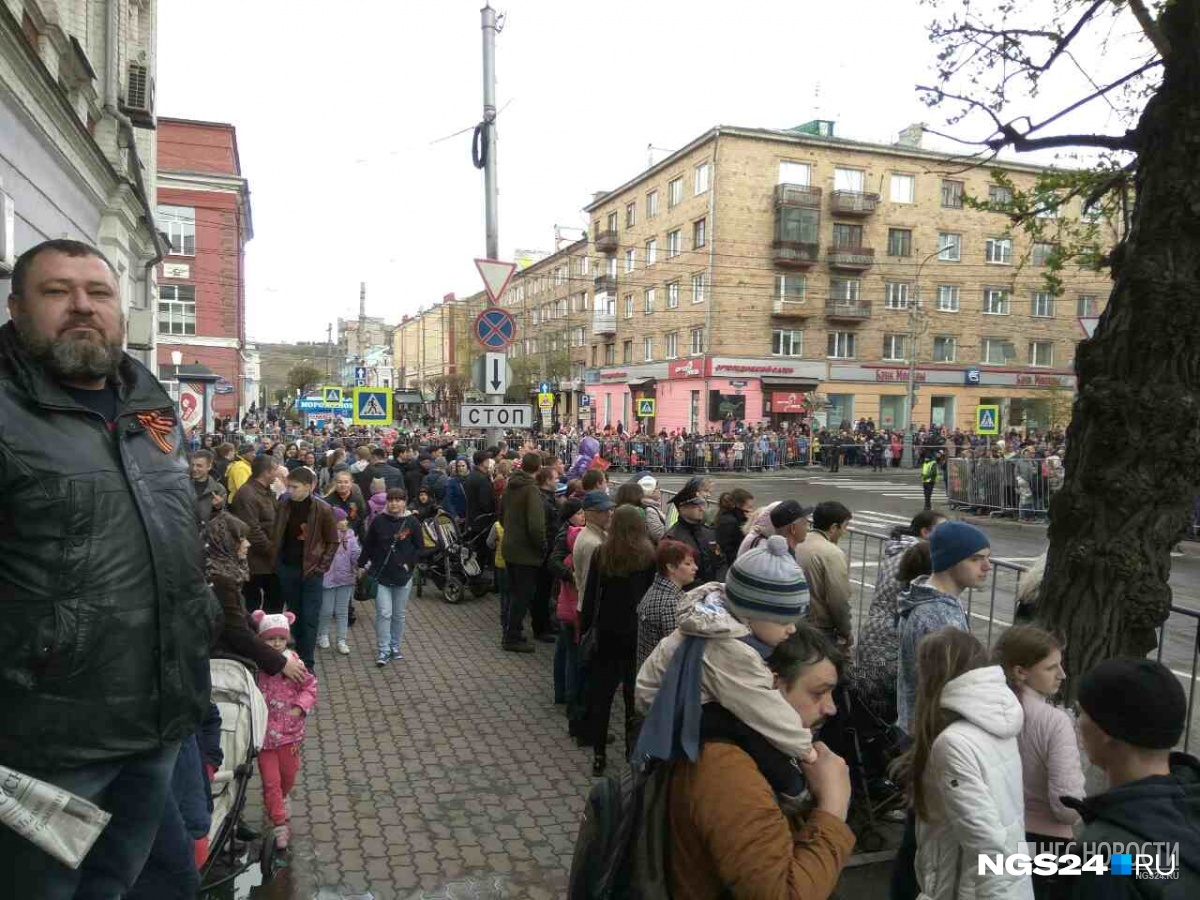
top-left (251, 610), bottom-right (295, 641)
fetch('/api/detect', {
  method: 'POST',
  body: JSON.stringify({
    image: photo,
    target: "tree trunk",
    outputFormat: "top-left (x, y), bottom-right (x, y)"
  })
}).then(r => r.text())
top-left (1039, 0), bottom-right (1200, 698)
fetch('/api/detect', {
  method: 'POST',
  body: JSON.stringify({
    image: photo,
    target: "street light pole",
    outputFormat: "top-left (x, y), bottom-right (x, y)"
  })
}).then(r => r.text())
top-left (901, 243), bottom-right (955, 468)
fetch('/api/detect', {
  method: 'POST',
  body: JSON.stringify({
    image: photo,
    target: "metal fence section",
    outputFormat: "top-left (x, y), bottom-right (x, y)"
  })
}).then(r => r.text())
top-left (945, 457), bottom-right (1060, 521)
top-left (534, 435), bottom-right (815, 473)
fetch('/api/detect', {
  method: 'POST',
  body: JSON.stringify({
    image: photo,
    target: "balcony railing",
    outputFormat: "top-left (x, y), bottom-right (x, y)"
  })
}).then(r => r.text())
top-left (772, 298), bottom-right (809, 316)
top-left (592, 309), bottom-right (617, 335)
top-left (825, 299), bottom-right (872, 320)
top-left (595, 230), bottom-right (619, 253)
top-left (775, 184), bottom-right (823, 207)
top-left (594, 274), bottom-right (617, 293)
top-left (772, 240), bottom-right (819, 268)
top-left (827, 246), bottom-right (875, 269)
top-left (830, 191), bottom-right (879, 215)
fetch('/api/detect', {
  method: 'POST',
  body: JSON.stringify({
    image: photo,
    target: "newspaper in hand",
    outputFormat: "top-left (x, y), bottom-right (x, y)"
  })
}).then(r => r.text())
top-left (0, 765), bottom-right (111, 869)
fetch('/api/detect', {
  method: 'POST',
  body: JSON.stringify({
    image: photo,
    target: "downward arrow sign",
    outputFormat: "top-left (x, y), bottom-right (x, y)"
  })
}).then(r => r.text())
top-left (491, 358), bottom-right (502, 391)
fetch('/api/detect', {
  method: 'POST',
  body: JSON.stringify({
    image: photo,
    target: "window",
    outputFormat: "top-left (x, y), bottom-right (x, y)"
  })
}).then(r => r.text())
top-left (606, 256), bottom-right (617, 277)
top-left (1032, 291), bottom-right (1055, 318)
top-left (691, 272), bottom-right (707, 303)
top-left (646, 190), bottom-right (659, 218)
top-left (937, 284), bottom-right (960, 312)
top-left (573, 327), bottom-right (585, 347)
top-left (933, 336), bottom-right (957, 362)
top-left (644, 288), bottom-right (655, 314)
top-left (1035, 193), bottom-right (1060, 218)
top-left (988, 184), bottom-right (1013, 207)
top-left (606, 211), bottom-right (618, 232)
top-left (158, 206), bottom-right (196, 256)
top-left (644, 337), bottom-right (654, 361)
top-left (1032, 242), bottom-right (1057, 267)
top-left (582, 256), bottom-right (590, 275)
top-left (646, 238), bottom-right (658, 266)
top-left (604, 343), bottom-right (615, 365)
top-left (625, 202), bottom-right (636, 229)
top-left (667, 282), bottom-right (680, 308)
top-left (985, 238), bottom-right (1013, 264)
top-left (982, 337), bottom-right (1013, 365)
top-left (983, 288), bottom-right (1010, 315)
top-left (937, 233), bottom-right (962, 261)
top-left (776, 274), bottom-right (806, 302)
top-left (668, 177), bottom-right (683, 208)
top-left (591, 345), bottom-right (597, 366)
top-left (665, 332), bottom-right (679, 359)
top-left (941, 179), bottom-right (964, 209)
top-left (887, 228), bottom-right (913, 257)
top-left (667, 229), bottom-right (681, 258)
top-left (1029, 341), bottom-right (1054, 367)
top-left (1077, 294), bottom-right (1097, 317)
top-left (693, 218), bottom-right (706, 249)
top-left (827, 332), bottom-right (856, 359)
top-left (772, 329), bottom-right (803, 357)
top-left (690, 327), bottom-right (705, 355)
top-left (157, 284), bottom-right (196, 334)
top-left (885, 282), bottom-right (911, 309)
top-left (580, 291), bottom-right (590, 311)
top-left (624, 294), bottom-right (634, 319)
top-left (694, 162), bottom-right (710, 195)
top-left (775, 207), bottom-right (820, 244)
top-left (882, 334), bottom-right (907, 361)
top-left (625, 248), bottom-right (636, 273)
top-left (623, 340), bottom-right (633, 363)
top-left (557, 298), bottom-right (568, 318)
top-left (555, 267), bottom-right (565, 286)
top-left (778, 161), bottom-right (811, 185)
top-left (832, 223), bottom-right (863, 249)
top-left (830, 278), bottom-right (860, 301)
top-left (834, 167), bottom-right (864, 193)
top-left (890, 174), bottom-right (915, 204)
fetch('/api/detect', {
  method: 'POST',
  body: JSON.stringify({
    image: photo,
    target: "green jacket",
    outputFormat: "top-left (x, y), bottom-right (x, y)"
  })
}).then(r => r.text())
top-left (501, 471), bottom-right (546, 566)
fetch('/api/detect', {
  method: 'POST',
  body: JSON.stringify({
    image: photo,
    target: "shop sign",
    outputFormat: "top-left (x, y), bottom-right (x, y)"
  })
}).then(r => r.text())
top-left (668, 358), bottom-right (705, 378)
top-left (729, 380), bottom-right (749, 387)
top-left (875, 368), bottom-right (926, 383)
top-left (771, 391), bottom-right (808, 414)
top-left (599, 370), bottom-right (630, 381)
top-left (1015, 374), bottom-right (1070, 388)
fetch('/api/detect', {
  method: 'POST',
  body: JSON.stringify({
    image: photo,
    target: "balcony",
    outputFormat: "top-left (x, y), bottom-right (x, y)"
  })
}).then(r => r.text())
top-left (775, 184), bottom-right (823, 207)
top-left (772, 240), bottom-right (819, 268)
top-left (830, 190), bottom-right (879, 216)
top-left (772, 298), bottom-right (809, 317)
top-left (825, 299), bottom-right (872, 321)
top-left (827, 246), bottom-right (875, 270)
top-left (595, 230), bottom-right (619, 253)
top-left (594, 274), bottom-right (617, 293)
top-left (592, 309), bottom-right (617, 335)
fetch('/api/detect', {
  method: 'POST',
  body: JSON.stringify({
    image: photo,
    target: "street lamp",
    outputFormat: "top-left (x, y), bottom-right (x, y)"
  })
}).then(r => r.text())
top-left (901, 242), bottom-right (956, 468)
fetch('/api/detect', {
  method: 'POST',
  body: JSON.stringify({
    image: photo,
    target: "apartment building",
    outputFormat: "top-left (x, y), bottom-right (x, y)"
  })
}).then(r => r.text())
top-left (394, 292), bottom-right (486, 417)
top-left (156, 117), bottom-right (252, 419)
top-left (581, 122), bottom-right (1112, 434)
top-left (1, 0), bottom-right (162, 367)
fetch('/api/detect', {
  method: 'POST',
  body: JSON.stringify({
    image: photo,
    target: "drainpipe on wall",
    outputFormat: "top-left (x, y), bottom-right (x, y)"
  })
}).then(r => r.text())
top-left (703, 131), bottom-right (719, 431)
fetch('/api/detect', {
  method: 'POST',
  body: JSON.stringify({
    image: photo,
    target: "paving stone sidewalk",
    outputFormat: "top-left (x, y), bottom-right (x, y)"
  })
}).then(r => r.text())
top-left (262, 587), bottom-right (598, 900)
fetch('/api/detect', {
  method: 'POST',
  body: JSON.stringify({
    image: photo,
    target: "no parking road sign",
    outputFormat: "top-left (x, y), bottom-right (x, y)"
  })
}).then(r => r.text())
top-left (353, 387), bottom-right (393, 425)
top-left (976, 404), bottom-right (1000, 435)
top-left (474, 307), bottom-right (517, 350)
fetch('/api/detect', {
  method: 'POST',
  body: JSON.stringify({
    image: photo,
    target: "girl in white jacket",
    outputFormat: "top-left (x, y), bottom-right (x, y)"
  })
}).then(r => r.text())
top-left (894, 627), bottom-right (1033, 900)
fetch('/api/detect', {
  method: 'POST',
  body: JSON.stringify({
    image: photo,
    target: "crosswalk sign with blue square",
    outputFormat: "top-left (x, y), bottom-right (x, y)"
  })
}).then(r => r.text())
top-left (975, 404), bottom-right (1000, 435)
top-left (353, 387), bottom-right (393, 425)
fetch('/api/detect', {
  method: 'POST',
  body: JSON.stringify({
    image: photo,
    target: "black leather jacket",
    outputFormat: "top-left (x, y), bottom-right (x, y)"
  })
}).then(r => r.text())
top-left (0, 323), bottom-right (215, 769)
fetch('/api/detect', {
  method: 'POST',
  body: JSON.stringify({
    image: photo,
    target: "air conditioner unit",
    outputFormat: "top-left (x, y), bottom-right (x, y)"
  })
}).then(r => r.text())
top-left (120, 63), bottom-right (155, 128)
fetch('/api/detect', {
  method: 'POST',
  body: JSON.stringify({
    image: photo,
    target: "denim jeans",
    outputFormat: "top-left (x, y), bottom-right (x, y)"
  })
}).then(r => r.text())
top-left (554, 621), bottom-right (579, 704)
top-left (0, 742), bottom-right (180, 900)
top-left (319, 584), bottom-right (354, 643)
top-left (278, 563), bottom-right (324, 670)
top-left (126, 737), bottom-right (207, 900)
top-left (375, 581), bottom-right (412, 655)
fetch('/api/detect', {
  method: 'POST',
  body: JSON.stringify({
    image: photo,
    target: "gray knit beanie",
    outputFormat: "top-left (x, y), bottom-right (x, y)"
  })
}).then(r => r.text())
top-left (724, 535), bottom-right (810, 624)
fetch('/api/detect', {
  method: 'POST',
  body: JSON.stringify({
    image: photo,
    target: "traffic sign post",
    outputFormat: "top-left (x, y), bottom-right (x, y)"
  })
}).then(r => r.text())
top-left (353, 387), bottom-right (393, 426)
top-left (473, 307), bottom-right (517, 351)
top-left (322, 386), bottom-right (342, 404)
top-left (976, 404), bottom-right (1000, 435)
top-left (460, 404), bottom-right (533, 428)
top-left (474, 258), bottom-right (517, 306)
top-left (482, 352), bottom-right (509, 395)
top-left (636, 398), bottom-right (656, 418)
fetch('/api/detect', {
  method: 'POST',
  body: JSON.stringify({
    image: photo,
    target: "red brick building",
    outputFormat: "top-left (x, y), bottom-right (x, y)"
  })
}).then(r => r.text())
top-left (156, 118), bottom-right (253, 419)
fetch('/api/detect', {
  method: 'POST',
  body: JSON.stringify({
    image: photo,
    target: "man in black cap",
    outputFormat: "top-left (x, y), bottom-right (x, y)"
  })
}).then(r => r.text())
top-left (1066, 658), bottom-right (1200, 893)
top-left (665, 477), bottom-right (725, 590)
top-left (770, 500), bottom-right (814, 552)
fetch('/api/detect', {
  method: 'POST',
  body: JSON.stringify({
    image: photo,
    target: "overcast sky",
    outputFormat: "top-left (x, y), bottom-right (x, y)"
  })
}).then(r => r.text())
top-left (156, 0), bottom-right (1148, 345)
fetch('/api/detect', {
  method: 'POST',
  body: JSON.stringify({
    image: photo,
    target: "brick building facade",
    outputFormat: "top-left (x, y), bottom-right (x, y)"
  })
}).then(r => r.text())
top-left (156, 117), bottom-right (252, 419)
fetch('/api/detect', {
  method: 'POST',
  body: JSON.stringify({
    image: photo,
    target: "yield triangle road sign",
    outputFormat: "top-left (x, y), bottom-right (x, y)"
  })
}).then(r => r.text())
top-left (475, 258), bottom-right (517, 306)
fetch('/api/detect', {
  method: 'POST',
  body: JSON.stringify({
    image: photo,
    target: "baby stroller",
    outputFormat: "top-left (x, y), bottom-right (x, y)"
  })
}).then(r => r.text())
top-left (818, 682), bottom-right (907, 852)
top-left (413, 509), bottom-right (493, 603)
top-left (199, 656), bottom-right (273, 894)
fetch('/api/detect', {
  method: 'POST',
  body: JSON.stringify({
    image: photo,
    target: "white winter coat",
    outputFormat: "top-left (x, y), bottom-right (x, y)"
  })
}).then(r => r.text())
top-left (915, 666), bottom-right (1033, 900)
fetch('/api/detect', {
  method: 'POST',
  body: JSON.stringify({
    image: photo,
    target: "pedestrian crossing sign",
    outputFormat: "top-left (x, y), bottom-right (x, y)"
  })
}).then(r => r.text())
top-left (976, 404), bottom-right (1000, 435)
top-left (636, 398), bottom-right (656, 417)
top-left (322, 386), bottom-right (342, 404)
top-left (353, 387), bottom-right (393, 425)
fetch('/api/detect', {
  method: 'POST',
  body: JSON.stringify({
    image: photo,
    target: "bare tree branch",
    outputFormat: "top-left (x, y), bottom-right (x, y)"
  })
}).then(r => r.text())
top-left (989, 130), bottom-right (1136, 152)
top-left (1126, 0), bottom-right (1171, 58)
top-left (1024, 59), bottom-right (1161, 137)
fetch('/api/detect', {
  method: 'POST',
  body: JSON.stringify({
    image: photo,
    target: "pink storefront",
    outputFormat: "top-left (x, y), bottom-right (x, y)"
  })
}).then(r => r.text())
top-left (585, 357), bottom-right (826, 434)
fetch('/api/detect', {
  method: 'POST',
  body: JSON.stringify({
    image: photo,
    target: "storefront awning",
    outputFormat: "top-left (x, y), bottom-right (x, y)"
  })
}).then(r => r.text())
top-left (760, 376), bottom-right (820, 390)
top-left (627, 377), bottom-right (657, 387)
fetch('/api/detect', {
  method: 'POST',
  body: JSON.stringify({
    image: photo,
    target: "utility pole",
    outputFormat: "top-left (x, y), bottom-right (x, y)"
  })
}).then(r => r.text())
top-left (481, 3), bottom-right (504, 444)
top-left (326, 322), bottom-right (332, 381)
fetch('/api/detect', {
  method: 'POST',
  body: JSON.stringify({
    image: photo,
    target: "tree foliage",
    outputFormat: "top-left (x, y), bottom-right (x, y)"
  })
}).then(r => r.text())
top-left (286, 363), bottom-right (323, 398)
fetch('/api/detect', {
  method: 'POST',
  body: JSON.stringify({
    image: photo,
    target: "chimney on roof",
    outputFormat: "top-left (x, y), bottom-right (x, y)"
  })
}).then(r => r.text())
top-left (591, 191), bottom-right (608, 203)
top-left (897, 123), bottom-right (925, 149)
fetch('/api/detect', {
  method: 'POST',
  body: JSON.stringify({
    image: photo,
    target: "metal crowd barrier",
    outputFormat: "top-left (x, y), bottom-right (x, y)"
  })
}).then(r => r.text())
top-left (945, 457), bottom-right (1059, 521)
top-left (537, 436), bottom-right (815, 473)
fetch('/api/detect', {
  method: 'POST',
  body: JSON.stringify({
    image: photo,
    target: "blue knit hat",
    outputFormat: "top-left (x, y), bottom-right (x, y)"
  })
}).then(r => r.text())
top-left (929, 521), bottom-right (990, 573)
top-left (724, 535), bottom-right (809, 624)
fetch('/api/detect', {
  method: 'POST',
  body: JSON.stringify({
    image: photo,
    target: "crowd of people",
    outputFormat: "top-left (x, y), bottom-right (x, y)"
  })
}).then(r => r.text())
top-left (3, 238), bottom-right (1198, 899)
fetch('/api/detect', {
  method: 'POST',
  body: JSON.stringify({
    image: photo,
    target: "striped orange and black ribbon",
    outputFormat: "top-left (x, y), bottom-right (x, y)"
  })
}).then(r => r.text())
top-left (136, 410), bottom-right (177, 454)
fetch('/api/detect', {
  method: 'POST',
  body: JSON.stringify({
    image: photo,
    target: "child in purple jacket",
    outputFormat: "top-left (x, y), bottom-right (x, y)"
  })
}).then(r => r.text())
top-left (317, 508), bottom-right (360, 655)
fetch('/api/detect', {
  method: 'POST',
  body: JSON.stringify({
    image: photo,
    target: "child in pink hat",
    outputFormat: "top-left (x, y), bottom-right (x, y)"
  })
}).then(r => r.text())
top-left (251, 610), bottom-right (319, 850)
